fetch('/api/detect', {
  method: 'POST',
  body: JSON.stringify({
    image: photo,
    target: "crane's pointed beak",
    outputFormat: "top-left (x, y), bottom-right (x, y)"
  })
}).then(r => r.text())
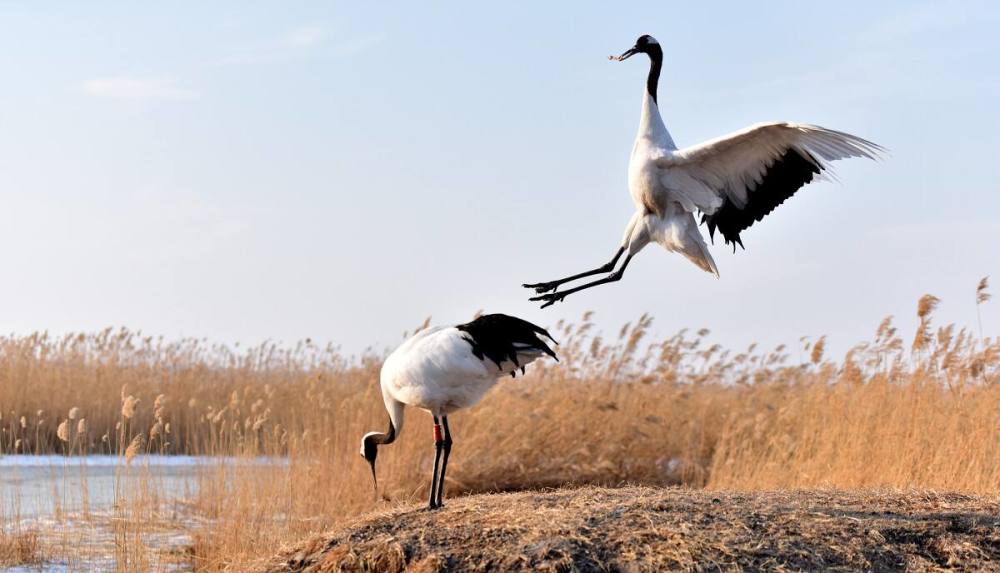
top-left (368, 458), bottom-right (378, 491)
top-left (610, 46), bottom-right (639, 61)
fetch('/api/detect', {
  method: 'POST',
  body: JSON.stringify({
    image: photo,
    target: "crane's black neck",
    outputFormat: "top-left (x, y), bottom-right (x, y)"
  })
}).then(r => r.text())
top-left (365, 420), bottom-right (396, 455)
top-left (646, 46), bottom-right (663, 104)
top-left (376, 420), bottom-right (396, 445)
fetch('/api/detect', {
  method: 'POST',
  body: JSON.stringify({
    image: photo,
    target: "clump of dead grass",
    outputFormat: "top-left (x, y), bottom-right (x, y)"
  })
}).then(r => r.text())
top-left (263, 486), bottom-right (1000, 573)
top-left (0, 529), bottom-right (44, 568)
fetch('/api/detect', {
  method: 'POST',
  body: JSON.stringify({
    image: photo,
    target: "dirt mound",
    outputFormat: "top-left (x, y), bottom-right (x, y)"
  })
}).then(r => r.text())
top-left (260, 486), bottom-right (1000, 572)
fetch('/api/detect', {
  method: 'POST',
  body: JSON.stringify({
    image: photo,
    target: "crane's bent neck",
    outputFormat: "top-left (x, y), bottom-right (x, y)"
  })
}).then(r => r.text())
top-left (637, 49), bottom-right (675, 149)
top-left (384, 396), bottom-right (404, 437)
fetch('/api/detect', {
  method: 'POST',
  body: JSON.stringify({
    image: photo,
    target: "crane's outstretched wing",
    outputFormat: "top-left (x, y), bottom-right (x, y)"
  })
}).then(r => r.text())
top-left (656, 122), bottom-right (883, 248)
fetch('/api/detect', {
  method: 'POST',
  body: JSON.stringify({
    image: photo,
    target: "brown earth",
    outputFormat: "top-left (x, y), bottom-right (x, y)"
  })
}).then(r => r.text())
top-left (258, 486), bottom-right (1000, 572)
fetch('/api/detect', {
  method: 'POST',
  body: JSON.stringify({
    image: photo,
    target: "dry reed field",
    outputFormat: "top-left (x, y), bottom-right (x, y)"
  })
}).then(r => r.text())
top-left (0, 287), bottom-right (998, 571)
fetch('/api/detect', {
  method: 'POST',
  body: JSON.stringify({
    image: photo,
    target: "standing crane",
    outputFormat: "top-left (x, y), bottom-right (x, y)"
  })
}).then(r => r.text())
top-left (360, 313), bottom-right (557, 509)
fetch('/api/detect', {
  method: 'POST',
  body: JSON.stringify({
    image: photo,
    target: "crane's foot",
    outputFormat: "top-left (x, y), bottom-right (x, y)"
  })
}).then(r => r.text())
top-left (522, 280), bottom-right (560, 294)
top-left (529, 291), bottom-right (565, 309)
top-left (426, 500), bottom-right (441, 511)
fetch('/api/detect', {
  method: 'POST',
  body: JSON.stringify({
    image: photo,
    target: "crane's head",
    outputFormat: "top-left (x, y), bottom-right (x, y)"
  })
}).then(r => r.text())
top-left (360, 432), bottom-right (381, 490)
top-left (610, 34), bottom-right (661, 62)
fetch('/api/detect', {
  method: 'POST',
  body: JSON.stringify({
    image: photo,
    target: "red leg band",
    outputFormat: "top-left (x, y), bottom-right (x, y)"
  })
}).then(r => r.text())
top-left (433, 424), bottom-right (443, 442)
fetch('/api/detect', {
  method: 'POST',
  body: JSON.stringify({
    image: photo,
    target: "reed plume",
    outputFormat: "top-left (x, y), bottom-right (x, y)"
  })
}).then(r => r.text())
top-left (977, 275), bottom-right (991, 341)
top-left (56, 420), bottom-right (69, 443)
top-left (124, 434), bottom-right (144, 464)
top-left (810, 336), bottom-right (826, 365)
top-left (121, 396), bottom-right (139, 420)
top-left (977, 276), bottom-right (992, 305)
top-left (912, 294), bottom-right (941, 353)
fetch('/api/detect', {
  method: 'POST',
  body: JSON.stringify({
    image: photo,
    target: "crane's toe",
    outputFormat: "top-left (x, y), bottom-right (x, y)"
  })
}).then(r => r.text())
top-left (529, 291), bottom-right (565, 309)
top-left (522, 281), bottom-right (559, 294)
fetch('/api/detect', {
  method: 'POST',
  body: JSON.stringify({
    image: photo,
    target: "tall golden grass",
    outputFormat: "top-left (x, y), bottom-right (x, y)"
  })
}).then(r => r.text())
top-left (0, 289), bottom-right (997, 570)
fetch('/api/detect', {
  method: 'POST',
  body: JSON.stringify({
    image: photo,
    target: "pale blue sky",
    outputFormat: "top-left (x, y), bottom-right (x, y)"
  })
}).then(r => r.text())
top-left (1, 1), bottom-right (997, 357)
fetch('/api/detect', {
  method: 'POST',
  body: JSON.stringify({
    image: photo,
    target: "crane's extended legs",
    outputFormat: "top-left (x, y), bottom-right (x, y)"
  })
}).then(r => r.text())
top-left (528, 253), bottom-right (635, 308)
top-left (522, 247), bottom-right (625, 295)
top-left (434, 416), bottom-right (453, 508)
top-left (428, 416), bottom-right (444, 509)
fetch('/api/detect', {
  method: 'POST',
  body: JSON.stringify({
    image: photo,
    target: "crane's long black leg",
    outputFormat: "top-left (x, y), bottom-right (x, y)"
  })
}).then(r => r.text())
top-left (522, 247), bottom-right (624, 294)
top-left (530, 254), bottom-right (635, 308)
top-left (434, 416), bottom-right (453, 507)
top-left (428, 416), bottom-right (444, 509)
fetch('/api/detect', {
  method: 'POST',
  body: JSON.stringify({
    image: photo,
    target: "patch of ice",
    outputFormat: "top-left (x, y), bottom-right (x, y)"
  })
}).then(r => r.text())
top-left (0, 454), bottom-right (286, 468)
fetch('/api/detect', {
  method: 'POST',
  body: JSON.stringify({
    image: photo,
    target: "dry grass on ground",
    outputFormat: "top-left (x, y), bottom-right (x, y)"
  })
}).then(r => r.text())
top-left (0, 528), bottom-right (44, 568)
top-left (262, 486), bottom-right (1000, 573)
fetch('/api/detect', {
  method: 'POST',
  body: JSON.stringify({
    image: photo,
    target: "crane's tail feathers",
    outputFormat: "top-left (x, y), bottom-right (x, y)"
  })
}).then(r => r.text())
top-left (680, 217), bottom-right (720, 277)
top-left (457, 314), bottom-right (559, 373)
top-left (685, 247), bottom-right (719, 277)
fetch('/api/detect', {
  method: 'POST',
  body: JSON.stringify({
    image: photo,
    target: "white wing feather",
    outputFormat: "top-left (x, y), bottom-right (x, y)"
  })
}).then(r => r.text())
top-left (656, 122), bottom-right (884, 214)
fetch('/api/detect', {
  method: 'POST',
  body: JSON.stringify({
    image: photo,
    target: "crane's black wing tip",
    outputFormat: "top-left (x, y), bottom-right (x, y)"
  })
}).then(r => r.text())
top-left (703, 147), bottom-right (821, 250)
top-left (457, 314), bottom-right (559, 368)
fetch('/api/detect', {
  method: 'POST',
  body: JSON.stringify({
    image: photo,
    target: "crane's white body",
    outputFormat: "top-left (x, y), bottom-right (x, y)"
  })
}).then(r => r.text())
top-left (623, 91), bottom-right (718, 275)
top-left (375, 325), bottom-right (549, 437)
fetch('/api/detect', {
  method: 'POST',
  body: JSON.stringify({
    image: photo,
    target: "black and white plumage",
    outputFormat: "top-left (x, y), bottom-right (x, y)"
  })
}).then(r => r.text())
top-left (524, 34), bottom-right (884, 308)
top-left (360, 313), bottom-right (557, 509)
